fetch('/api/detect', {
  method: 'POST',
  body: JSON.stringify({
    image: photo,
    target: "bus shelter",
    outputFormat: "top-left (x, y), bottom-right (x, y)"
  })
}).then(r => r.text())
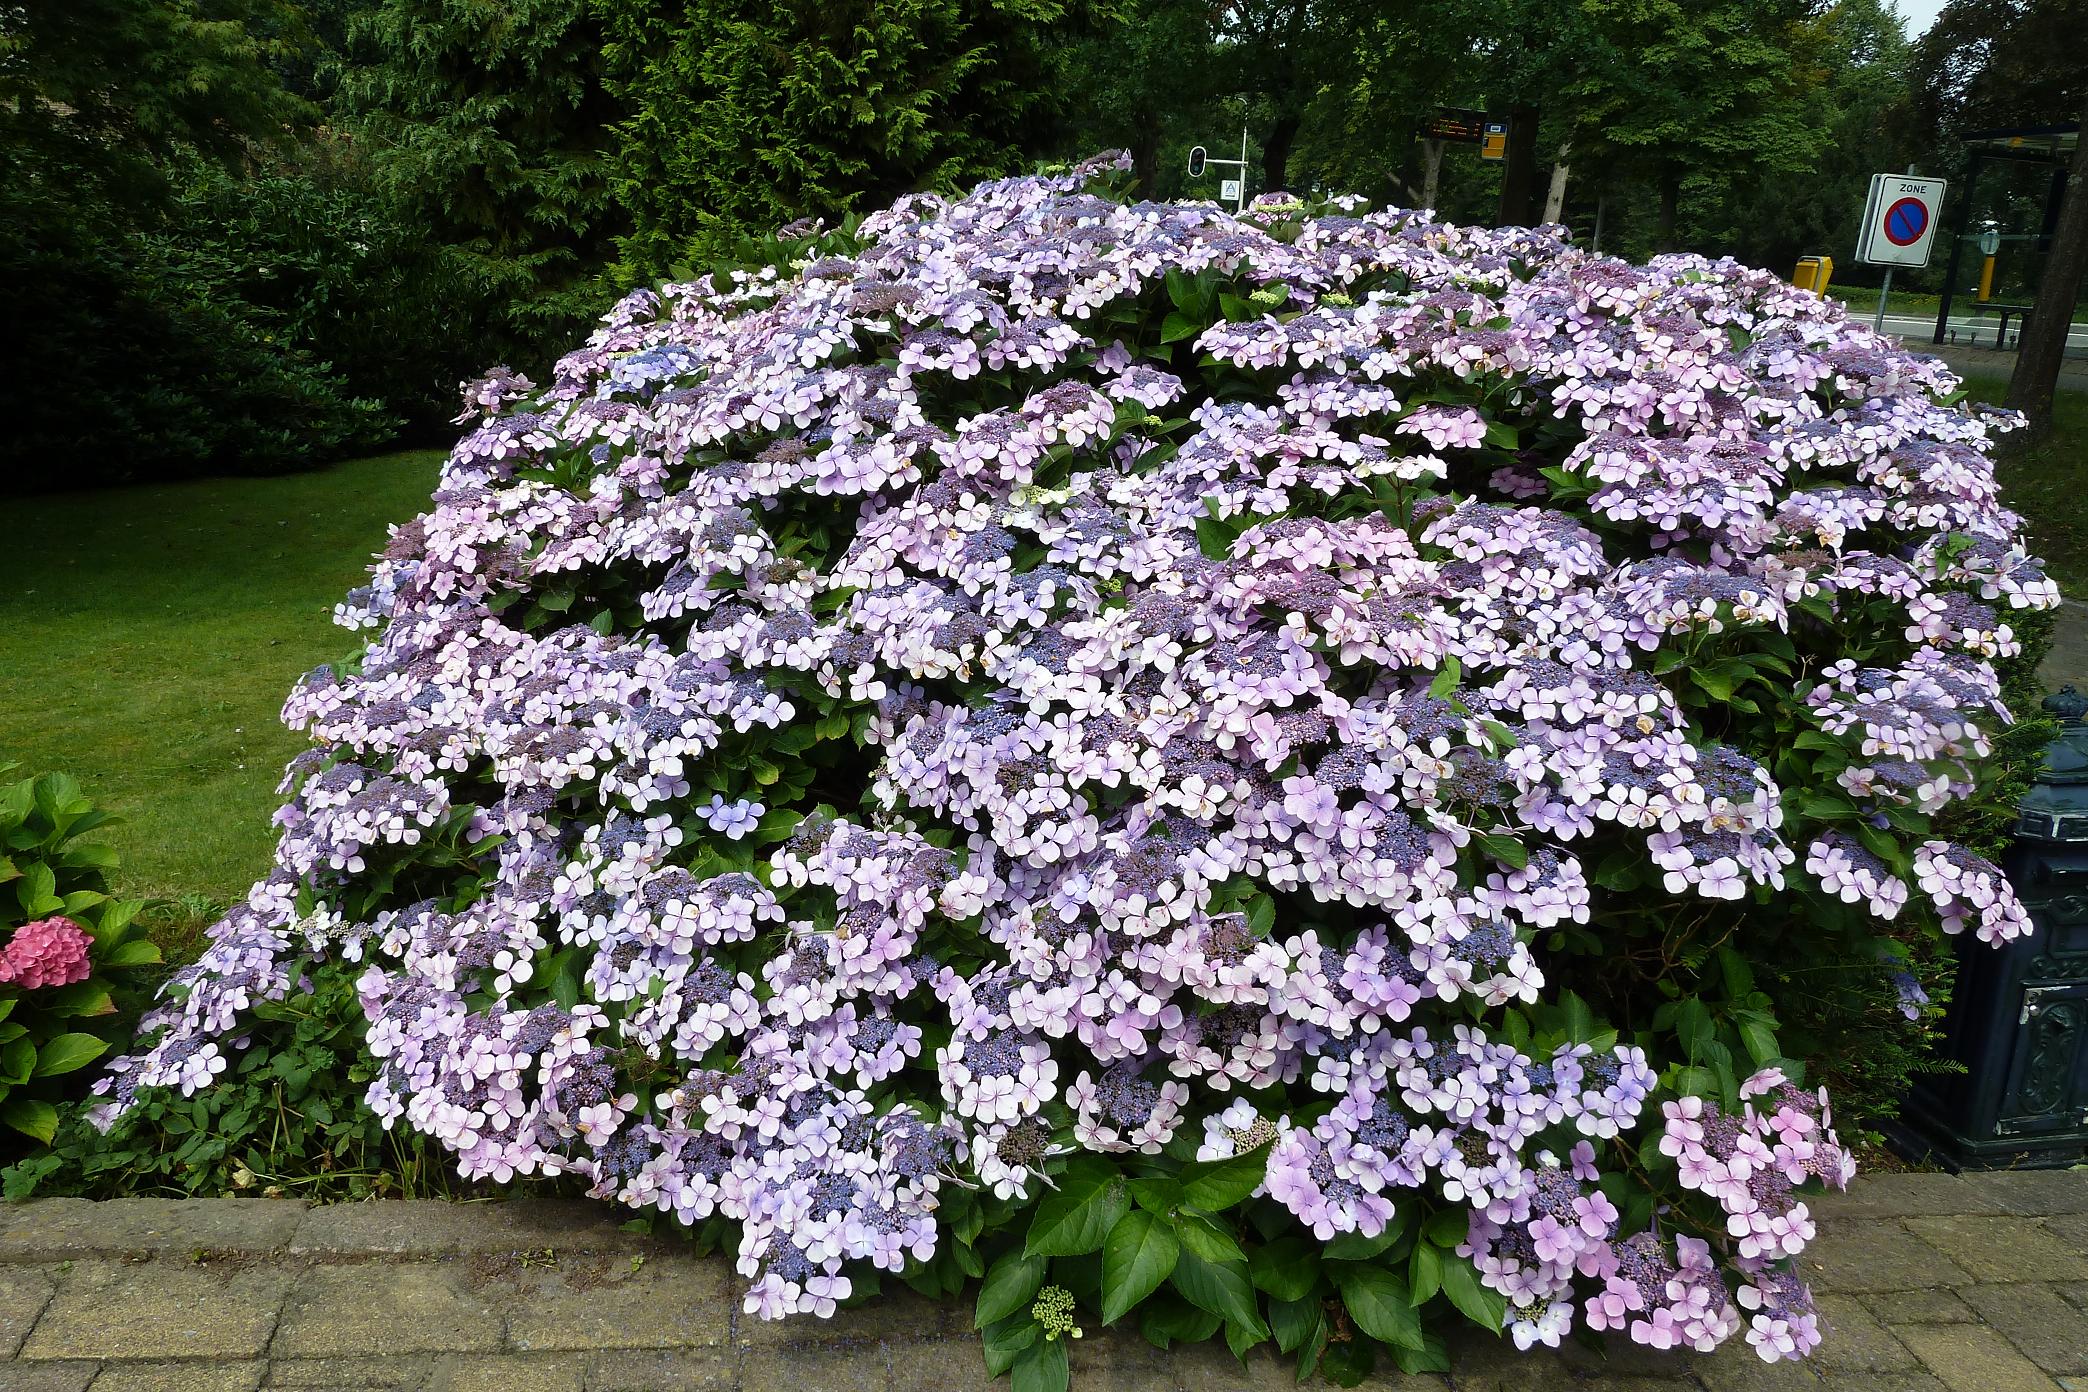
top-left (1933, 123), bottom-right (2079, 346)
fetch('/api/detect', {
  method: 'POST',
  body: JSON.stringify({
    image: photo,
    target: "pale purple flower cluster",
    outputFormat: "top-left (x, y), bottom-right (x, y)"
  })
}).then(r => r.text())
top-left (1657, 1068), bottom-right (1854, 1359)
top-left (95, 156), bottom-right (2051, 1358)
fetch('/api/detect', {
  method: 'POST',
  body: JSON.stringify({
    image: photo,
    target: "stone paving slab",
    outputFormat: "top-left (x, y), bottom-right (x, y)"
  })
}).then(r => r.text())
top-left (0, 1170), bottom-right (2079, 1390)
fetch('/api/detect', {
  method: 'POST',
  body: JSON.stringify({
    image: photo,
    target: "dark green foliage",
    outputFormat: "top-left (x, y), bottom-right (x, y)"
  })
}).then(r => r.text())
top-left (1043, 0), bottom-right (1216, 197)
top-left (0, 0), bottom-right (313, 211)
top-left (329, 0), bottom-right (624, 368)
top-left (0, 196), bottom-right (394, 491)
top-left (1679, 0), bottom-right (1916, 275)
top-left (166, 146), bottom-right (505, 438)
top-left (1907, 0), bottom-right (2088, 142)
top-left (3, 954), bottom-right (464, 1199)
top-left (0, 771), bottom-right (164, 1156)
top-left (0, 0), bottom-right (393, 491)
top-left (601, 0), bottom-right (1088, 276)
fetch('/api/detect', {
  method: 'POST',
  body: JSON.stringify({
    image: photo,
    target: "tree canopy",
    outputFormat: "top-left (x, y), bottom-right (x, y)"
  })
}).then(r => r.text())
top-left (5, 0), bottom-right (2080, 491)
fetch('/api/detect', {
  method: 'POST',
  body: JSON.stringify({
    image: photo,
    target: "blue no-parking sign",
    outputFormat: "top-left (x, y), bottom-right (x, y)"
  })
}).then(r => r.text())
top-left (1857, 174), bottom-right (1946, 268)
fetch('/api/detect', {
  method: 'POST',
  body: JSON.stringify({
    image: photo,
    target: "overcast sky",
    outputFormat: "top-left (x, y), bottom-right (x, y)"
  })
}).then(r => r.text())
top-left (1897, 0), bottom-right (1947, 36)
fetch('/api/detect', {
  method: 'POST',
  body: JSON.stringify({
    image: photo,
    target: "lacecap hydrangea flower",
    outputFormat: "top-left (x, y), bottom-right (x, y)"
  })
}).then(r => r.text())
top-left (95, 152), bottom-right (2053, 1376)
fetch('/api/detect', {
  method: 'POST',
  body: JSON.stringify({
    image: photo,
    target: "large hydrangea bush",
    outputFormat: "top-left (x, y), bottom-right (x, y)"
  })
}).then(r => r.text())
top-left (97, 154), bottom-right (2057, 1384)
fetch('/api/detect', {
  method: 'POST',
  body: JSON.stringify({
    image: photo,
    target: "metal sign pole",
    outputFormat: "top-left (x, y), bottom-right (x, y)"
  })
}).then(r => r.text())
top-left (1874, 267), bottom-right (1894, 335)
top-left (1238, 125), bottom-right (1248, 212)
top-left (1186, 132), bottom-right (1254, 212)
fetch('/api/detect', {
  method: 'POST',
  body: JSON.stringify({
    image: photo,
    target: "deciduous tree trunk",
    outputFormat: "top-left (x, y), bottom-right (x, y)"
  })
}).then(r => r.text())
top-left (1543, 143), bottom-right (1572, 225)
top-left (1494, 105), bottom-right (1540, 227)
top-left (2005, 93), bottom-right (2088, 438)
top-left (1420, 138), bottom-right (1444, 211)
top-left (1261, 109), bottom-right (1301, 195)
top-left (1656, 167), bottom-right (1681, 251)
top-left (1130, 110), bottom-right (1161, 197)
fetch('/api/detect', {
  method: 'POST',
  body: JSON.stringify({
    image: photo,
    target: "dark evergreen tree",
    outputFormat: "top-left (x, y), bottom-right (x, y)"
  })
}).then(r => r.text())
top-left (600, 0), bottom-right (1090, 277)
top-left (329, 0), bottom-right (624, 362)
top-left (0, 0), bottom-right (390, 490)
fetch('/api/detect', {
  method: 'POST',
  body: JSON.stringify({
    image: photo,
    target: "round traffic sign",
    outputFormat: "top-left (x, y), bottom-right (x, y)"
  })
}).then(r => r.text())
top-left (1883, 197), bottom-right (1929, 247)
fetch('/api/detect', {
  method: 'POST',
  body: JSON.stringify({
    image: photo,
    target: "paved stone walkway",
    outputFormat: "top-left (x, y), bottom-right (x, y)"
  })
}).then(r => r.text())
top-left (0, 1171), bottom-right (2082, 1392)
top-left (2042, 599), bottom-right (2088, 695)
top-left (1917, 340), bottom-right (2088, 392)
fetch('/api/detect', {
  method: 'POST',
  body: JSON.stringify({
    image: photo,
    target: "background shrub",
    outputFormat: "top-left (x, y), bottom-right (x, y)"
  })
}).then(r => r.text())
top-left (77, 162), bottom-right (2059, 1387)
top-left (0, 770), bottom-right (162, 1154)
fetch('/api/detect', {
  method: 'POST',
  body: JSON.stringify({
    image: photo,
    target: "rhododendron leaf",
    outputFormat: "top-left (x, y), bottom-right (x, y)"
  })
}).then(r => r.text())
top-left (1267, 1292), bottom-right (1322, 1356)
top-left (32, 1033), bottom-right (107, 1077)
top-left (1176, 1215), bottom-right (1246, 1267)
top-left (1100, 1209), bottom-right (1178, 1324)
top-left (1330, 1264), bottom-right (1423, 1350)
top-left (975, 1249), bottom-right (1046, 1328)
top-left (40, 983), bottom-right (113, 1018)
top-left (1178, 1142), bottom-right (1270, 1212)
top-left (1025, 1161), bottom-right (1127, 1258)
top-left (1410, 1241), bottom-right (1443, 1306)
top-left (1427, 658), bottom-right (1463, 699)
top-left (0, 1097), bottom-right (56, 1144)
top-left (1010, 1331), bottom-right (1069, 1392)
top-left (1317, 1337), bottom-right (1374, 1386)
top-left (1439, 1255), bottom-right (1505, 1333)
top-left (1172, 1246), bottom-right (1265, 1337)
top-left (1248, 1236), bottom-right (1320, 1302)
top-left (980, 1312), bottom-right (1038, 1377)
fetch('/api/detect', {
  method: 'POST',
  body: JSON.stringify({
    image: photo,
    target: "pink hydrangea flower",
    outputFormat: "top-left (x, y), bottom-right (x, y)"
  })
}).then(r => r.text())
top-left (0, 916), bottom-right (94, 990)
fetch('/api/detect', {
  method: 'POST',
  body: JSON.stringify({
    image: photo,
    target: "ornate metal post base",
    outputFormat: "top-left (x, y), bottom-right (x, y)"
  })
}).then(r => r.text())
top-left (1897, 687), bottom-right (2088, 1169)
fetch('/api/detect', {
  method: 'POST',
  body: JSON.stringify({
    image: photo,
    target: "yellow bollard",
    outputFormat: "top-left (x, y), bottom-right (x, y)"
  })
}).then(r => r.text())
top-left (1791, 256), bottom-right (1833, 293)
top-left (1978, 254), bottom-right (1996, 303)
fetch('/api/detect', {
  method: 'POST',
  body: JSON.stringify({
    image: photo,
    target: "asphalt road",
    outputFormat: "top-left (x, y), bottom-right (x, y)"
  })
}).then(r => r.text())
top-left (1873, 310), bottom-right (2088, 352)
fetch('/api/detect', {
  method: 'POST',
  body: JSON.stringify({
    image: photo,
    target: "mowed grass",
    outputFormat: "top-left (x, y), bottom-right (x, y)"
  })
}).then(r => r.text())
top-left (0, 452), bottom-right (443, 904)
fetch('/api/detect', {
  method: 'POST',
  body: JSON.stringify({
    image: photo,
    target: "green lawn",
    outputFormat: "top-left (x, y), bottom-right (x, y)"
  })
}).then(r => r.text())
top-left (0, 452), bottom-right (443, 905)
